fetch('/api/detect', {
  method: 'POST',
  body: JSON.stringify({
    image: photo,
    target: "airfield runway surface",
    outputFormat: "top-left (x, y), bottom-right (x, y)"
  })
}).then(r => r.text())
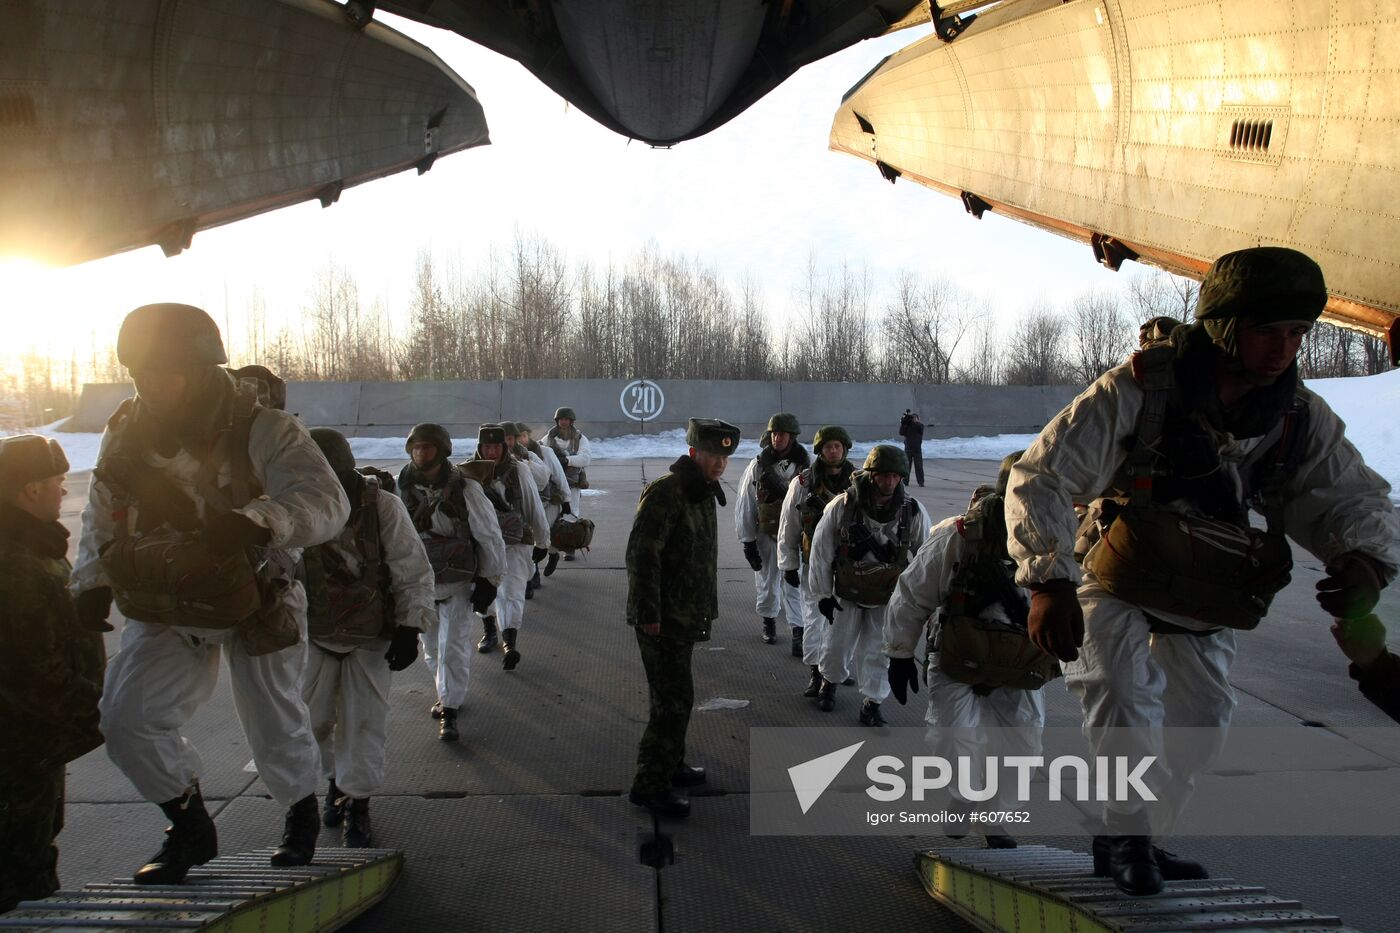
top-left (51, 457), bottom-right (1400, 932)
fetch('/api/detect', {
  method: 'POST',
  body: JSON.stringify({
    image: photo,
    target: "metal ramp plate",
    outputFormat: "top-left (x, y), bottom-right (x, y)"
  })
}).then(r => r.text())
top-left (914, 845), bottom-right (1365, 933)
top-left (0, 847), bottom-right (401, 932)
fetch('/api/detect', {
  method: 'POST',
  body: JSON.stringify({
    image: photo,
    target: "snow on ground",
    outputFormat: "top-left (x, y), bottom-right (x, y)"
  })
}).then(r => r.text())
top-left (17, 369), bottom-right (1400, 497)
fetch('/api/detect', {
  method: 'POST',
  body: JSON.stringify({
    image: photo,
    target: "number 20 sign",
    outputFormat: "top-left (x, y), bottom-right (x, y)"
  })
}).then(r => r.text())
top-left (620, 379), bottom-right (665, 422)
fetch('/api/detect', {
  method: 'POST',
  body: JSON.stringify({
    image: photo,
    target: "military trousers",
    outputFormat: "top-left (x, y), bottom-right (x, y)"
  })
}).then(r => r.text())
top-left (0, 766), bottom-right (64, 912)
top-left (303, 639), bottom-right (392, 800)
top-left (631, 630), bottom-right (695, 795)
top-left (753, 534), bottom-right (803, 625)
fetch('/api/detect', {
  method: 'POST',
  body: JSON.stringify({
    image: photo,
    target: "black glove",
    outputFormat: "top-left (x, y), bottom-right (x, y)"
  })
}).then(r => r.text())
top-left (561, 502), bottom-right (572, 516)
top-left (203, 512), bottom-right (271, 556)
top-left (384, 626), bottom-right (421, 671)
top-left (1317, 552), bottom-right (1385, 619)
top-left (76, 586), bottom-right (114, 633)
top-left (888, 656), bottom-right (920, 705)
top-left (784, 569), bottom-right (801, 588)
top-left (1027, 579), bottom-right (1084, 662)
top-left (558, 454), bottom-right (569, 467)
top-left (818, 597), bottom-right (843, 623)
top-left (743, 540), bottom-right (762, 572)
top-left (532, 546), bottom-right (548, 564)
top-left (470, 577), bottom-right (498, 614)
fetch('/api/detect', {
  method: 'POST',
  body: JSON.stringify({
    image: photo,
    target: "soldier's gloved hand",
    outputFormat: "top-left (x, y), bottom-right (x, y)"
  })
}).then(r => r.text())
top-left (818, 597), bottom-right (843, 623)
top-left (203, 512), bottom-right (271, 556)
top-left (532, 546), bottom-right (549, 564)
top-left (561, 502), bottom-right (572, 516)
top-left (76, 586), bottom-right (114, 633)
top-left (743, 541), bottom-right (762, 572)
top-left (470, 578), bottom-right (498, 615)
top-left (888, 656), bottom-right (920, 705)
top-left (1317, 552), bottom-right (1385, 619)
top-left (558, 454), bottom-right (569, 467)
top-left (784, 569), bottom-right (801, 588)
top-left (1027, 579), bottom-right (1084, 662)
top-left (1331, 613), bottom-right (1387, 670)
top-left (384, 626), bottom-right (421, 671)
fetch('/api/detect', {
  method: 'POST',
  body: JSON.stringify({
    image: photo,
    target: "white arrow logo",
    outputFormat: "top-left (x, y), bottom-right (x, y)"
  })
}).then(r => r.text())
top-left (788, 741), bottom-right (865, 814)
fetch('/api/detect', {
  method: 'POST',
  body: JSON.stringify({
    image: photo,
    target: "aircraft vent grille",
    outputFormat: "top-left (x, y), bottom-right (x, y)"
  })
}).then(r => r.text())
top-left (1220, 106), bottom-right (1288, 166)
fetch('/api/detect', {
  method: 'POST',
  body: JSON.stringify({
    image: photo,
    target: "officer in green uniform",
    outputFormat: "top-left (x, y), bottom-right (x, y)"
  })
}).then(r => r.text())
top-left (626, 417), bottom-right (740, 819)
top-left (0, 436), bottom-right (105, 912)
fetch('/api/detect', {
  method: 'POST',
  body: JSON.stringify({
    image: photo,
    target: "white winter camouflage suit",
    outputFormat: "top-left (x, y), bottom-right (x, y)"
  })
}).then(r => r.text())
top-left (809, 486), bottom-right (929, 705)
top-left (483, 458), bottom-right (552, 634)
top-left (304, 485), bottom-right (435, 800)
top-left (1006, 363), bottom-right (1400, 831)
top-left (777, 469), bottom-right (830, 664)
top-left (546, 428), bottom-right (592, 529)
top-left (76, 408), bottom-right (349, 808)
top-left (885, 515), bottom-right (1045, 811)
top-left (402, 472), bottom-right (505, 710)
top-left (736, 455), bottom-right (805, 629)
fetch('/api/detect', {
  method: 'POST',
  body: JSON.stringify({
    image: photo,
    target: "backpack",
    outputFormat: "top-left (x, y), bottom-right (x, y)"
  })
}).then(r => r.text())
top-left (934, 495), bottom-right (1060, 690)
top-left (1078, 342), bottom-right (1298, 629)
top-left (305, 477), bottom-right (395, 646)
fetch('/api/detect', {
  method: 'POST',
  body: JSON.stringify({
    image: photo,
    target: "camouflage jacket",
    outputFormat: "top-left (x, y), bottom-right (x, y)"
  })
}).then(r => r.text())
top-left (626, 456), bottom-right (722, 641)
top-left (0, 505), bottom-right (104, 771)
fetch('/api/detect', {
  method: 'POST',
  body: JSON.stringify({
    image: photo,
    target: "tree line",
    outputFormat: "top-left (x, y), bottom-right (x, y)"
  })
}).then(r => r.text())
top-left (0, 233), bottom-right (1391, 425)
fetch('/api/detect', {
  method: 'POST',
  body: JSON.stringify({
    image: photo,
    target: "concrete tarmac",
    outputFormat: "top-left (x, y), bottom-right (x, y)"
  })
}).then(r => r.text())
top-left (49, 456), bottom-right (1400, 932)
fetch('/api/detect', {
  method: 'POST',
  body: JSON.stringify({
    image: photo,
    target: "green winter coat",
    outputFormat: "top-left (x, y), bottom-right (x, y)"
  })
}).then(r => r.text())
top-left (0, 505), bottom-right (105, 771)
top-left (626, 456), bottom-right (722, 641)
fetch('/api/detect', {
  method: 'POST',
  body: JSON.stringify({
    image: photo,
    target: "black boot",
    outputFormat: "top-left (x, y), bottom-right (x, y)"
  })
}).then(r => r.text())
top-left (270, 794), bottom-right (319, 867)
top-left (672, 764), bottom-right (707, 787)
top-left (817, 679), bottom-right (837, 713)
top-left (1092, 836), bottom-right (1208, 881)
top-left (502, 627), bottom-right (521, 671)
top-left (322, 780), bottom-right (344, 828)
top-left (1096, 835), bottom-right (1164, 896)
top-left (439, 707), bottom-right (459, 742)
top-left (477, 616), bottom-right (499, 653)
top-left (342, 798), bottom-right (372, 848)
top-left (133, 786), bottom-right (218, 885)
top-left (803, 665), bottom-right (823, 698)
top-left (525, 576), bottom-right (537, 599)
top-left (858, 699), bottom-right (886, 727)
top-left (761, 617), bottom-right (776, 644)
top-left (531, 567), bottom-right (542, 588)
top-left (544, 552), bottom-right (561, 576)
top-left (790, 627), bottom-right (803, 658)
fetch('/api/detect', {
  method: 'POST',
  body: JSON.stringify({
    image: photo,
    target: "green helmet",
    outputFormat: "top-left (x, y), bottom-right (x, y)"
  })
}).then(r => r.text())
top-left (1138, 316), bottom-right (1181, 347)
top-left (994, 450), bottom-right (1025, 496)
top-left (766, 412), bottom-right (801, 435)
top-left (811, 425), bottom-right (852, 454)
top-left (405, 423), bottom-right (451, 459)
top-left (863, 444), bottom-right (909, 479)
top-left (1195, 247), bottom-right (1327, 357)
top-left (554, 407), bottom-right (577, 422)
top-left (500, 421), bottom-right (522, 438)
top-left (117, 303), bottom-right (228, 370)
top-left (310, 428), bottom-right (355, 475)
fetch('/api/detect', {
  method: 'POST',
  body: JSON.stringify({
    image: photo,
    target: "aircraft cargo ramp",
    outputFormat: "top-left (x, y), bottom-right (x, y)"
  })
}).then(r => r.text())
top-left (918, 845), bottom-right (1362, 933)
top-left (0, 849), bottom-right (401, 933)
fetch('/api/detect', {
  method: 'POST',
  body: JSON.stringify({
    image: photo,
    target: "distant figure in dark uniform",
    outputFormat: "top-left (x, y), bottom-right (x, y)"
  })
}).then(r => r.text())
top-left (899, 409), bottom-right (926, 486)
top-left (0, 435), bottom-right (105, 912)
top-left (626, 417), bottom-right (740, 820)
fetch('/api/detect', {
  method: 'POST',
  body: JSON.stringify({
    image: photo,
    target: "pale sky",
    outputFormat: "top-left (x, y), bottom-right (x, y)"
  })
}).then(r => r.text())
top-left (2, 12), bottom-right (1131, 362)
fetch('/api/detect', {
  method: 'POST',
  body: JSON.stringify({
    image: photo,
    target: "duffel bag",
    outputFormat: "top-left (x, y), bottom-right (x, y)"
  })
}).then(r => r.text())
top-left (1083, 506), bottom-right (1292, 630)
top-left (421, 533), bottom-right (478, 585)
top-left (102, 531), bottom-right (260, 630)
top-left (832, 556), bottom-right (902, 607)
top-left (937, 614), bottom-right (1060, 690)
top-left (551, 516), bottom-right (595, 551)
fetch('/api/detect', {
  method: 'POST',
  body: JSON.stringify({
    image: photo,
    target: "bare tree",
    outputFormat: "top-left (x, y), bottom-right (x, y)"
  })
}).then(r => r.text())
top-left (1003, 304), bottom-right (1072, 385)
top-left (1070, 289), bottom-right (1134, 383)
top-left (878, 272), bottom-right (972, 383)
top-left (1128, 268), bottom-right (1200, 323)
top-left (793, 258), bottom-right (873, 382)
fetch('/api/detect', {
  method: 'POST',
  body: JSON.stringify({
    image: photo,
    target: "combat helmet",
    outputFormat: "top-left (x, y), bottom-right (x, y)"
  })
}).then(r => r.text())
top-left (862, 444), bottom-right (909, 480)
top-left (1195, 247), bottom-right (1327, 357)
top-left (811, 424), bottom-right (852, 456)
top-left (310, 428), bottom-right (355, 475)
top-left (405, 423), bottom-right (452, 461)
top-left (117, 303), bottom-right (227, 370)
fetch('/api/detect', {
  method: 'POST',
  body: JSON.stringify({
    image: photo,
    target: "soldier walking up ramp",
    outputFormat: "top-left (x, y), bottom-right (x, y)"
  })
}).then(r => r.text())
top-left (0, 848), bottom-right (400, 932)
top-left (916, 845), bottom-right (1362, 932)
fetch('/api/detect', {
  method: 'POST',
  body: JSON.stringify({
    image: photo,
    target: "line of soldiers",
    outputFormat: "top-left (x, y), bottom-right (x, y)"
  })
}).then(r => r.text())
top-left (629, 248), bottom-right (1400, 900)
top-left (1, 301), bottom-right (596, 907)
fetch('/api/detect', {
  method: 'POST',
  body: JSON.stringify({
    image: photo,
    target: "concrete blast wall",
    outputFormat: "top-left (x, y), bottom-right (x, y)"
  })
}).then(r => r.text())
top-left (64, 379), bottom-right (1083, 439)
